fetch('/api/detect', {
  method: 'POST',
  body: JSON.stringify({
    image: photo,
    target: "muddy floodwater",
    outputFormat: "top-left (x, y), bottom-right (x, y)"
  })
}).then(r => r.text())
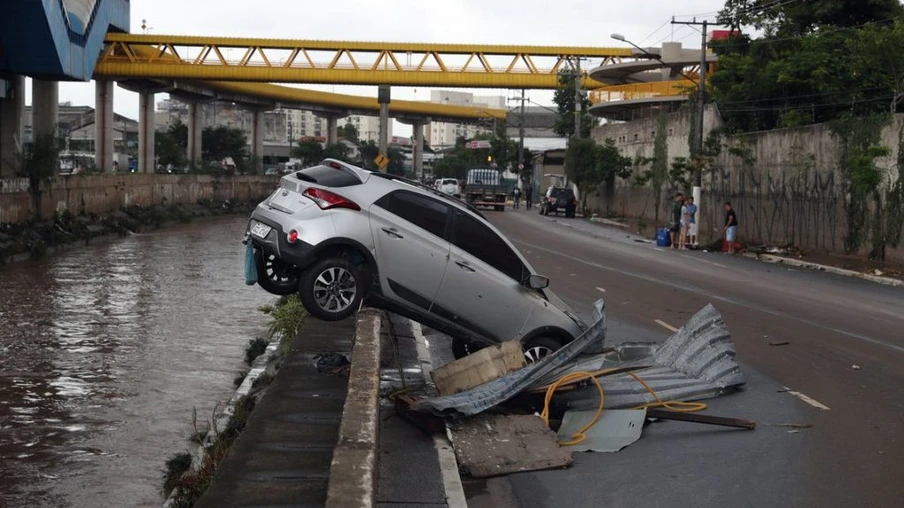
top-left (0, 216), bottom-right (273, 507)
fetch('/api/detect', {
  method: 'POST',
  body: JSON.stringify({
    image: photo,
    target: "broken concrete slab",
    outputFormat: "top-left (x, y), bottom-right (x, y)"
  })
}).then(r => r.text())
top-left (448, 414), bottom-right (572, 478)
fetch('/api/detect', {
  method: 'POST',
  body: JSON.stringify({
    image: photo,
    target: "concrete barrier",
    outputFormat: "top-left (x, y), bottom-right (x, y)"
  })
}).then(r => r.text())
top-left (326, 308), bottom-right (383, 508)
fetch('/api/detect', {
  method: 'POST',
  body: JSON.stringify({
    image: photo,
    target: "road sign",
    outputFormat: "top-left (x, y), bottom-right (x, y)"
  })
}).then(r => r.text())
top-left (374, 153), bottom-right (390, 170)
top-left (518, 163), bottom-right (524, 170)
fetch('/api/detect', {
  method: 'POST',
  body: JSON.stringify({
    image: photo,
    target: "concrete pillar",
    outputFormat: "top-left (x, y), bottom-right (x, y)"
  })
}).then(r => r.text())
top-left (187, 100), bottom-right (203, 166)
top-left (413, 120), bottom-right (425, 179)
top-left (326, 116), bottom-right (338, 146)
top-left (0, 74), bottom-right (25, 177)
top-left (138, 90), bottom-right (155, 173)
top-left (94, 79), bottom-right (115, 172)
top-left (32, 79), bottom-right (59, 139)
top-left (378, 85), bottom-right (391, 166)
top-left (251, 109), bottom-right (264, 174)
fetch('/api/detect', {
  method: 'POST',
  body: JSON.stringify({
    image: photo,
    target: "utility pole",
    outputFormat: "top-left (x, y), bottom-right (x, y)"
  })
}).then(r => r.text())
top-left (573, 57), bottom-right (582, 138)
top-left (518, 88), bottom-right (526, 169)
top-left (671, 17), bottom-right (714, 242)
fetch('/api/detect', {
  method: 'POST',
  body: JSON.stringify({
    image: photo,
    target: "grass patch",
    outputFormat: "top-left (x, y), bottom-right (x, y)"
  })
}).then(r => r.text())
top-left (244, 338), bottom-right (269, 366)
top-left (233, 371), bottom-right (248, 388)
top-left (162, 452), bottom-right (193, 496)
top-left (258, 294), bottom-right (308, 353)
top-left (168, 396), bottom-right (257, 506)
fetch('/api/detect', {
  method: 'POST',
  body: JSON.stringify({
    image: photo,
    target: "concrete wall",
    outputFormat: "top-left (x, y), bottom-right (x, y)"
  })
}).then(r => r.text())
top-left (0, 174), bottom-right (277, 223)
top-left (591, 107), bottom-right (904, 262)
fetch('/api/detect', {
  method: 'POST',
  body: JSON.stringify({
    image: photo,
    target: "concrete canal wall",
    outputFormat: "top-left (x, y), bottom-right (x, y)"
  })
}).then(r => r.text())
top-left (0, 174), bottom-right (278, 223)
top-left (591, 108), bottom-right (904, 262)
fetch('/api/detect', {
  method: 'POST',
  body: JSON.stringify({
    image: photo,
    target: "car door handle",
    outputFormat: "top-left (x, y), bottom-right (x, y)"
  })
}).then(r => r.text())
top-left (381, 227), bottom-right (404, 239)
top-left (455, 261), bottom-right (476, 272)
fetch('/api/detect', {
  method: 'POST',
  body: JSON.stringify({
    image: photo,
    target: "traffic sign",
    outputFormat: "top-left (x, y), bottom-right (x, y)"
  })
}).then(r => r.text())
top-left (373, 153), bottom-right (390, 170)
top-left (518, 163), bottom-right (524, 170)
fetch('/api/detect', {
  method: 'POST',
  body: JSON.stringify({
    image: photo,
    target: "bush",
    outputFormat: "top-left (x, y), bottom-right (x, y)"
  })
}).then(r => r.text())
top-left (244, 338), bottom-right (269, 366)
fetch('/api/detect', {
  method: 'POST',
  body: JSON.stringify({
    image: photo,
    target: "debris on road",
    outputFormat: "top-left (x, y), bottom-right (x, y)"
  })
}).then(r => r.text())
top-left (770, 423), bottom-right (813, 430)
top-left (645, 409), bottom-right (756, 430)
top-left (397, 299), bottom-right (755, 481)
top-left (432, 340), bottom-right (525, 396)
top-left (556, 409), bottom-right (646, 452)
top-left (853, 364), bottom-right (861, 370)
top-left (769, 341), bottom-right (791, 347)
top-left (447, 414), bottom-right (573, 478)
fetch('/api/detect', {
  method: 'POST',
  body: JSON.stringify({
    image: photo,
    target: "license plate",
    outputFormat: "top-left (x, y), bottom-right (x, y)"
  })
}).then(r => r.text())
top-left (250, 221), bottom-right (272, 239)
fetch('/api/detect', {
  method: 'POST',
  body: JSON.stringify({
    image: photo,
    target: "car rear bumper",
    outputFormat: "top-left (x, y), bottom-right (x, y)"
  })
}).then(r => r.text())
top-left (245, 209), bottom-right (317, 269)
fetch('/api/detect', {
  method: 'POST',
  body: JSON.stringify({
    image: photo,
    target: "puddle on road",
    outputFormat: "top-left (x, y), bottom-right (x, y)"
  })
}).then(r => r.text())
top-left (0, 216), bottom-right (272, 507)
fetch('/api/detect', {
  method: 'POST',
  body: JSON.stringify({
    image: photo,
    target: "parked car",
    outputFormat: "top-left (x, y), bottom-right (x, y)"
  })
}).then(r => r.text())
top-left (539, 187), bottom-right (577, 218)
top-left (244, 159), bottom-right (587, 362)
top-left (435, 178), bottom-right (461, 198)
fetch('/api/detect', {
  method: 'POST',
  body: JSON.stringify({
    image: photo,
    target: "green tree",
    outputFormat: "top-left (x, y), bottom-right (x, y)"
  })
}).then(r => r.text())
top-left (386, 147), bottom-right (406, 175)
top-left (155, 120), bottom-right (188, 170)
top-left (12, 134), bottom-right (61, 220)
top-left (358, 140), bottom-right (379, 169)
top-left (202, 126), bottom-right (248, 166)
top-left (323, 143), bottom-right (350, 162)
top-left (337, 122), bottom-right (359, 143)
top-left (564, 137), bottom-right (599, 211)
top-left (292, 139), bottom-right (324, 165)
top-left (718, 0), bottom-right (903, 36)
top-left (552, 70), bottom-right (595, 139)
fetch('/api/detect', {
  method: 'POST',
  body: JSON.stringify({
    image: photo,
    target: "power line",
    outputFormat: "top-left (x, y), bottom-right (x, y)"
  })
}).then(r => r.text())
top-left (639, 19), bottom-right (672, 45)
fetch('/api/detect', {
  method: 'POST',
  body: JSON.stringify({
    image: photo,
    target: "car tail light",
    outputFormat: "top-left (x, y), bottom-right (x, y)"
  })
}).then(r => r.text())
top-left (303, 187), bottom-right (361, 211)
top-left (287, 229), bottom-right (299, 243)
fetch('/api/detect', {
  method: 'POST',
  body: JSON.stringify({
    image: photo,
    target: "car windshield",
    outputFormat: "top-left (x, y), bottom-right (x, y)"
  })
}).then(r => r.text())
top-left (442, 179), bottom-right (457, 185)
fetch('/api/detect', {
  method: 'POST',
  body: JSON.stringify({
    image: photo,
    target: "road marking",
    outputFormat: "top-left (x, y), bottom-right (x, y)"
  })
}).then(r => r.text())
top-left (783, 387), bottom-right (831, 410)
top-left (654, 319), bottom-right (679, 333)
top-left (410, 321), bottom-right (467, 506)
top-left (596, 287), bottom-right (607, 293)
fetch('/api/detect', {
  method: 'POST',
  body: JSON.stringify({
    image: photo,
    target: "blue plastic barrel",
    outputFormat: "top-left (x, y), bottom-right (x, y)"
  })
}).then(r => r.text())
top-left (656, 227), bottom-right (671, 247)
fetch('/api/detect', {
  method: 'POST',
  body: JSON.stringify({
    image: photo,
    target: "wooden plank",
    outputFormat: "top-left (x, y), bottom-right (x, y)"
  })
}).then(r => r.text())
top-left (447, 414), bottom-right (572, 478)
top-left (431, 340), bottom-right (525, 396)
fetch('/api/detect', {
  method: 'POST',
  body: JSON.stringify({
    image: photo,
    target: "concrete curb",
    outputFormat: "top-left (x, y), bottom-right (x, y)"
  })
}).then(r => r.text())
top-left (163, 341), bottom-right (279, 507)
top-left (746, 253), bottom-right (904, 287)
top-left (326, 309), bottom-right (383, 508)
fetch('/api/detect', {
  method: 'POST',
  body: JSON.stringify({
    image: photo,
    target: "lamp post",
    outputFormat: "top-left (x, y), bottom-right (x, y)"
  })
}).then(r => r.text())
top-left (612, 33), bottom-right (704, 243)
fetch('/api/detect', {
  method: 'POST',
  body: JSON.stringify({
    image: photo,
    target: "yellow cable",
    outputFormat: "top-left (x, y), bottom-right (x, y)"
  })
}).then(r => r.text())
top-left (540, 370), bottom-right (707, 446)
top-left (540, 371), bottom-right (604, 446)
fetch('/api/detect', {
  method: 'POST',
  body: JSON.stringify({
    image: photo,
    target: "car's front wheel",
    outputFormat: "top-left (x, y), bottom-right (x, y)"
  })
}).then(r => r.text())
top-left (522, 336), bottom-right (562, 364)
top-left (254, 249), bottom-right (301, 296)
top-left (299, 257), bottom-right (363, 321)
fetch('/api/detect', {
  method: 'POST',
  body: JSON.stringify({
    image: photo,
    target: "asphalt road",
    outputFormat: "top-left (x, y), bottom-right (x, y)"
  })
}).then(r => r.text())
top-left (453, 207), bottom-right (904, 508)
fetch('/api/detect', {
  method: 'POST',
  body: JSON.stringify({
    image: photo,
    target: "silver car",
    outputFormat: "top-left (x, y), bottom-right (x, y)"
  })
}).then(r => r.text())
top-left (244, 159), bottom-right (586, 361)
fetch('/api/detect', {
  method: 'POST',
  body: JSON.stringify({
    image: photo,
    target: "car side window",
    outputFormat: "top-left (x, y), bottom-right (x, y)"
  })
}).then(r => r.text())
top-left (375, 191), bottom-right (449, 239)
top-left (450, 209), bottom-right (525, 282)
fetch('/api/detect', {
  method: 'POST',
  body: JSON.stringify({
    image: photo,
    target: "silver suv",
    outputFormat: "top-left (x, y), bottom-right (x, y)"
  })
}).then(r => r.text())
top-left (244, 159), bottom-right (586, 360)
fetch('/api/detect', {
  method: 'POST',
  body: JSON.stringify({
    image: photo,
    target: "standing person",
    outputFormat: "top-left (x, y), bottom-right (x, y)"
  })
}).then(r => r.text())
top-left (669, 193), bottom-right (684, 249)
top-left (512, 186), bottom-right (521, 209)
top-left (679, 199), bottom-right (689, 250)
top-left (685, 196), bottom-right (698, 247)
top-left (525, 184), bottom-right (533, 210)
top-left (724, 201), bottom-right (739, 254)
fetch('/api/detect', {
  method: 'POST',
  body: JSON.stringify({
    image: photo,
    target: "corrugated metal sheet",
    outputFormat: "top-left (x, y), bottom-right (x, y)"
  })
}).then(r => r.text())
top-left (413, 302), bottom-right (745, 418)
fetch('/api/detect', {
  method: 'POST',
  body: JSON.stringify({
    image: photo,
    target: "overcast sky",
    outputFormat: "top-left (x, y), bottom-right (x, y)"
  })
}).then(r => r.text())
top-left (32, 0), bottom-right (726, 136)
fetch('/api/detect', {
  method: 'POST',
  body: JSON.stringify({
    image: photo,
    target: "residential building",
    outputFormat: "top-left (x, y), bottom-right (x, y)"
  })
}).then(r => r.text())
top-left (426, 90), bottom-right (505, 149)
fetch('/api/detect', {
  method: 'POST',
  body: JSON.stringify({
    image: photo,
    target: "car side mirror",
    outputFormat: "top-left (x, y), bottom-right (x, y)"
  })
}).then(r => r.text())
top-left (525, 274), bottom-right (550, 289)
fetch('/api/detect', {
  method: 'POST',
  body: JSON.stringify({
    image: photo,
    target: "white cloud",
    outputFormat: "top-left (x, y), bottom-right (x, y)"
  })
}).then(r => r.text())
top-left (32, 0), bottom-right (724, 136)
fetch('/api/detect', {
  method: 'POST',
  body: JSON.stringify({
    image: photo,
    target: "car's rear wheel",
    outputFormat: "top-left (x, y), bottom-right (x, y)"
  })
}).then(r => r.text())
top-left (522, 336), bottom-right (562, 364)
top-left (299, 257), bottom-right (363, 321)
top-left (495, 205), bottom-right (505, 212)
top-left (254, 249), bottom-right (301, 296)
